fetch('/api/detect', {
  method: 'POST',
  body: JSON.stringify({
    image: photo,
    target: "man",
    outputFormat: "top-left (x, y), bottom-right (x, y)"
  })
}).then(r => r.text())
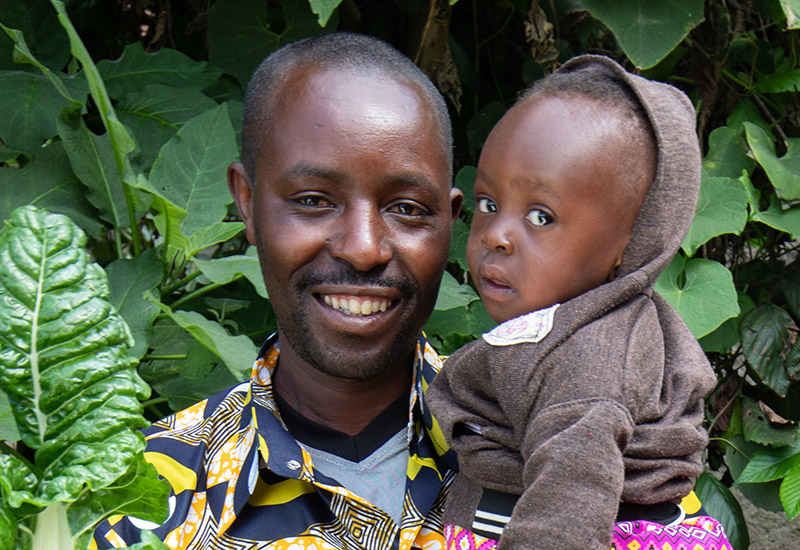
top-left (93, 32), bottom-right (462, 550)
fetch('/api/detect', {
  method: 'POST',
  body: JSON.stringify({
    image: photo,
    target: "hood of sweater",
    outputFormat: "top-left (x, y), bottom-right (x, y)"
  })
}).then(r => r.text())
top-left (539, 54), bottom-right (703, 334)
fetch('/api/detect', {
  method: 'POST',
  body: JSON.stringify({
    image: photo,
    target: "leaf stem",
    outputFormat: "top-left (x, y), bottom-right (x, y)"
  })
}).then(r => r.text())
top-left (170, 282), bottom-right (225, 309)
top-left (161, 270), bottom-right (202, 297)
top-left (142, 396), bottom-right (170, 407)
top-left (709, 437), bottom-right (751, 460)
top-left (143, 354), bottom-right (187, 361)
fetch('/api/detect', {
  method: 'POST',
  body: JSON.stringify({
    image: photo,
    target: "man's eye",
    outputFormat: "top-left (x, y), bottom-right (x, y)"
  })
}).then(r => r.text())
top-left (296, 195), bottom-right (333, 207)
top-left (389, 202), bottom-right (428, 216)
top-left (526, 208), bottom-right (554, 227)
top-left (476, 198), bottom-right (496, 213)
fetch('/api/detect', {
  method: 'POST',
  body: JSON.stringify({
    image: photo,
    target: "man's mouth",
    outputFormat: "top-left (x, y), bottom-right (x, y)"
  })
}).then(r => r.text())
top-left (321, 294), bottom-right (392, 317)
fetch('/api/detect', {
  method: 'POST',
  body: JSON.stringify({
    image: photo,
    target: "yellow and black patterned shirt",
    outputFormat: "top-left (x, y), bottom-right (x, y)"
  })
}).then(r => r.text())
top-left (92, 333), bottom-right (455, 550)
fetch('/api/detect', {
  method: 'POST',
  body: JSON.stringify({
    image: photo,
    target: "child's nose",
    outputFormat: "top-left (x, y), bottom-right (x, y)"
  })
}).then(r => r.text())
top-left (481, 216), bottom-right (514, 254)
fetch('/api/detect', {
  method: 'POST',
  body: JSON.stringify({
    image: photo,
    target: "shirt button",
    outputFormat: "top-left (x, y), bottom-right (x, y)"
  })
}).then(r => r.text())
top-left (286, 460), bottom-right (301, 471)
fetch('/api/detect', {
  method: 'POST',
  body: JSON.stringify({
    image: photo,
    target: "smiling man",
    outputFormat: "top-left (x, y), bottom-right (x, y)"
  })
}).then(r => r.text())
top-left (92, 32), bottom-right (462, 550)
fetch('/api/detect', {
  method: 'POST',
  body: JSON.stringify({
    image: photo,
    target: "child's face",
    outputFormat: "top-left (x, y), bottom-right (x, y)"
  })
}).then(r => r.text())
top-left (467, 95), bottom-right (638, 323)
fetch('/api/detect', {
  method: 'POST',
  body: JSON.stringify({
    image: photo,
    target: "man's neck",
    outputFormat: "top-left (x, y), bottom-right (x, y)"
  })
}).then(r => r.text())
top-left (272, 339), bottom-right (414, 436)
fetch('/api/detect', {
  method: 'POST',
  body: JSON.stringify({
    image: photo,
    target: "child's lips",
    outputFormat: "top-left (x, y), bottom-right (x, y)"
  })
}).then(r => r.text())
top-left (478, 266), bottom-right (514, 295)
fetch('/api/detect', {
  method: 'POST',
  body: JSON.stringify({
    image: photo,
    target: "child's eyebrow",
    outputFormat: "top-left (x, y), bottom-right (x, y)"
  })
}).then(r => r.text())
top-left (476, 169), bottom-right (561, 200)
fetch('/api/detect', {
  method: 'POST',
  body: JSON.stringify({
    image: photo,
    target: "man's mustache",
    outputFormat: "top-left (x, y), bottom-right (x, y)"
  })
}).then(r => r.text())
top-left (296, 267), bottom-right (416, 300)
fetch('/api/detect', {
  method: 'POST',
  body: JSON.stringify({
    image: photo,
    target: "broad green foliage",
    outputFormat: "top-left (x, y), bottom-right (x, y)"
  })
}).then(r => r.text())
top-left (576, 0), bottom-right (705, 68)
top-left (0, 0), bottom-right (799, 547)
top-left (0, 206), bottom-right (169, 548)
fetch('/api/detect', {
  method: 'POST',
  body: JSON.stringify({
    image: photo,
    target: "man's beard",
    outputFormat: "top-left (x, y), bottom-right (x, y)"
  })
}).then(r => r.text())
top-left (278, 267), bottom-right (425, 381)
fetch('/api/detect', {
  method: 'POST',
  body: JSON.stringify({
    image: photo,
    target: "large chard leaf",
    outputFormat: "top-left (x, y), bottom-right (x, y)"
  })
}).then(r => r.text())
top-left (0, 206), bottom-right (155, 509)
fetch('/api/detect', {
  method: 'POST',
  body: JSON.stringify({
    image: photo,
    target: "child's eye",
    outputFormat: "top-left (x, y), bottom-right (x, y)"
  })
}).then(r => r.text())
top-left (526, 208), bottom-right (553, 227)
top-left (476, 198), bottom-right (497, 213)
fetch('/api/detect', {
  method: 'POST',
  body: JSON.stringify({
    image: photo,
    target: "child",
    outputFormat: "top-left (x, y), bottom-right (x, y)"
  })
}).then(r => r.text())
top-left (427, 55), bottom-right (732, 549)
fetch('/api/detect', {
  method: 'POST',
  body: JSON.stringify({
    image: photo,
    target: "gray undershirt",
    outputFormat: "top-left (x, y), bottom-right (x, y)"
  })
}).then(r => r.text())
top-left (301, 427), bottom-right (408, 524)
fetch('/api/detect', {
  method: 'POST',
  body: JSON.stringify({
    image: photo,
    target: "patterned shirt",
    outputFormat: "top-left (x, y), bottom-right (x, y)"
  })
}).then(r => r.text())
top-left (92, 334), bottom-right (455, 550)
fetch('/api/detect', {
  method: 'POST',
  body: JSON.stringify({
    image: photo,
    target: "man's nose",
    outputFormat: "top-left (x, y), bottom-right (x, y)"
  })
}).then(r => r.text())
top-left (481, 216), bottom-right (514, 255)
top-left (329, 203), bottom-right (392, 271)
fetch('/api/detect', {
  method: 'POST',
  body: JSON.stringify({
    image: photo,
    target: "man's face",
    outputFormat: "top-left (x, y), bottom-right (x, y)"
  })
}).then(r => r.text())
top-left (467, 95), bottom-right (636, 323)
top-left (230, 66), bottom-right (461, 380)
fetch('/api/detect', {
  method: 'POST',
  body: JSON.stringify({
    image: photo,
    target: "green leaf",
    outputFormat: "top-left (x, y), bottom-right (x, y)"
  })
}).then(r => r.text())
top-left (681, 175), bottom-right (748, 256)
top-left (0, 453), bottom-right (38, 507)
top-left (141, 321), bottom-right (241, 411)
top-left (0, 141), bottom-right (103, 237)
top-left (208, 0), bottom-right (331, 88)
top-left (68, 455), bottom-right (170, 545)
top-left (576, 0), bottom-right (705, 69)
top-left (126, 530), bottom-right (171, 550)
top-left (0, 206), bottom-right (151, 507)
top-left (466, 102), bottom-right (505, 156)
top-left (736, 439), bottom-right (800, 484)
top-left (434, 271), bottom-right (479, 311)
top-left (725, 433), bottom-right (785, 512)
top-left (308, 0), bottom-right (343, 26)
top-left (0, 71), bottom-right (77, 153)
top-left (106, 248), bottom-right (163, 359)
top-left (741, 396), bottom-right (799, 447)
top-left (740, 304), bottom-right (793, 396)
top-left (756, 68), bottom-right (800, 93)
top-left (0, 0), bottom-right (70, 71)
top-left (0, 387), bottom-right (20, 441)
top-left (654, 255), bottom-right (739, 338)
top-left (744, 122), bottom-right (800, 200)
top-left (0, 505), bottom-right (19, 549)
top-left (779, 0), bottom-right (800, 29)
top-left (117, 84), bottom-right (219, 171)
top-left (455, 165), bottom-right (476, 217)
top-left (145, 191), bottom-right (244, 261)
top-left (702, 126), bottom-right (755, 178)
top-left (156, 306), bottom-right (257, 381)
top-left (780, 462), bottom-right (800, 519)
top-left (96, 42), bottom-right (221, 100)
top-left (449, 218), bottom-right (470, 271)
top-left (56, 106), bottom-right (131, 229)
top-left (779, 269), bottom-right (800, 321)
top-left (193, 247), bottom-right (268, 298)
top-left (699, 292), bottom-right (754, 353)
top-left (695, 472), bottom-right (749, 550)
top-left (145, 104), bottom-right (239, 236)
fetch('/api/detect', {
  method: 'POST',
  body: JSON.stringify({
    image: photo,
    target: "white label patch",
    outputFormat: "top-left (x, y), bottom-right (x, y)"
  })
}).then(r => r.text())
top-left (482, 304), bottom-right (559, 346)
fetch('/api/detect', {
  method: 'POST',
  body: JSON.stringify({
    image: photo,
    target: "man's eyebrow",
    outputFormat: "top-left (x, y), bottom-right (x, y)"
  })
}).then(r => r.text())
top-left (283, 163), bottom-right (347, 182)
top-left (382, 172), bottom-right (439, 192)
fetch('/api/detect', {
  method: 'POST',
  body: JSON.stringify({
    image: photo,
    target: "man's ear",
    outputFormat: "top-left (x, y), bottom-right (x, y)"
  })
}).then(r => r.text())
top-left (228, 162), bottom-right (256, 245)
top-left (449, 187), bottom-right (463, 222)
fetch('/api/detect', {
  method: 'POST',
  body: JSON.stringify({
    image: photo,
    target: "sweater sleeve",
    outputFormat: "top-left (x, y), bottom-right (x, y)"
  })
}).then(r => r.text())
top-left (499, 397), bottom-right (634, 550)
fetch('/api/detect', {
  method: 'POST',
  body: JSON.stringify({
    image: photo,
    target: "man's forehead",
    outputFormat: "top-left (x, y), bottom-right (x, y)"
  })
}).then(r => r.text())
top-left (275, 64), bottom-right (429, 121)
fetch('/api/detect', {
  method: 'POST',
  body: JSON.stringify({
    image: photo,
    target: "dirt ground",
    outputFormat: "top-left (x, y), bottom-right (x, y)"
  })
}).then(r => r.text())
top-left (733, 487), bottom-right (800, 549)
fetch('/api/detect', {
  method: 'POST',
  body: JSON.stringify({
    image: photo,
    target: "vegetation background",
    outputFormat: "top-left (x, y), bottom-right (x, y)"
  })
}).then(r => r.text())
top-left (0, 0), bottom-right (799, 548)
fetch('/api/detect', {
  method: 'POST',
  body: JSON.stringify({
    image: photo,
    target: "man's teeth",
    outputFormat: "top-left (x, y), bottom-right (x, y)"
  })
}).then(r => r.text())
top-left (323, 295), bottom-right (389, 316)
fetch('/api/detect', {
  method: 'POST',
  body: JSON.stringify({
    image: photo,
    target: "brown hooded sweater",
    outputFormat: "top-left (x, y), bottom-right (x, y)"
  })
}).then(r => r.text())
top-left (426, 55), bottom-right (717, 549)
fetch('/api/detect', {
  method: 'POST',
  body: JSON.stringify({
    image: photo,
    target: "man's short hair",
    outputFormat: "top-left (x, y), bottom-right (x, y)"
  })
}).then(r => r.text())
top-left (520, 63), bottom-right (657, 217)
top-left (241, 32), bottom-right (453, 182)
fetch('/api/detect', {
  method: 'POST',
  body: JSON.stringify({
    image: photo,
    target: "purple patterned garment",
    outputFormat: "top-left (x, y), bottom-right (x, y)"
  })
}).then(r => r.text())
top-left (445, 515), bottom-right (733, 550)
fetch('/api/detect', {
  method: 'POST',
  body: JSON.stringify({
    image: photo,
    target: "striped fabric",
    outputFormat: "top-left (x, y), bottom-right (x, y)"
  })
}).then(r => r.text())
top-left (92, 334), bottom-right (456, 550)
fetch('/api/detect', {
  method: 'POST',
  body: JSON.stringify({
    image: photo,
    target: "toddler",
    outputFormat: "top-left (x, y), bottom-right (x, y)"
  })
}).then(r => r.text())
top-left (428, 55), bottom-right (732, 550)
